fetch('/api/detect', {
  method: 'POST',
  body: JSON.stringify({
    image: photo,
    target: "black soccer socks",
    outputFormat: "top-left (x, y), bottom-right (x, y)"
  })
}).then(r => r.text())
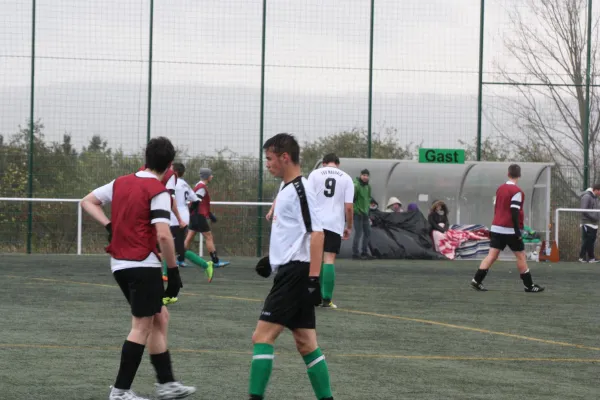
top-left (114, 340), bottom-right (145, 390)
top-left (150, 351), bottom-right (175, 384)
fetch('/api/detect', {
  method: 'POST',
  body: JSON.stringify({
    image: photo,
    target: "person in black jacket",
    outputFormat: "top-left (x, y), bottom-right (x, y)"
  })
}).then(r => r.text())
top-left (579, 184), bottom-right (600, 263)
top-left (428, 200), bottom-right (449, 233)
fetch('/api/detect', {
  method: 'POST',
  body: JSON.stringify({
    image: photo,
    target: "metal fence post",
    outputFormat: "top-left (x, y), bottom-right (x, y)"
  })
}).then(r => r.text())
top-left (146, 0), bottom-right (154, 143)
top-left (476, 0), bottom-right (485, 161)
top-left (257, 0), bottom-right (267, 257)
top-left (367, 0), bottom-right (375, 158)
top-left (26, 0), bottom-right (37, 254)
top-left (583, 0), bottom-right (592, 189)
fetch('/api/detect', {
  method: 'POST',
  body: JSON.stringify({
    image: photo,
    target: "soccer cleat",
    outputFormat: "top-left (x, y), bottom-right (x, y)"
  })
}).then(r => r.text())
top-left (177, 261), bottom-right (188, 268)
top-left (579, 258), bottom-right (587, 263)
top-left (155, 381), bottom-right (197, 399)
top-left (205, 261), bottom-right (214, 283)
top-left (589, 258), bottom-right (600, 263)
top-left (524, 284), bottom-right (545, 293)
top-left (162, 275), bottom-right (168, 282)
top-left (470, 279), bottom-right (487, 291)
top-left (321, 300), bottom-right (338, 309)
top-left (214, 260), bottom-right (230, 268)
top-left (109, 386), bottom-right (150, 400)
top-left (360, 253), bottom-right (375, 260)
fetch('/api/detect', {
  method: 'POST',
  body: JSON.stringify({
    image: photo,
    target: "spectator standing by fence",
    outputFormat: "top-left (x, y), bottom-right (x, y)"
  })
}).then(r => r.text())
top-left (579, 184), bottom-right (600, 263)
top-left (352, 169), bottom-right (373, 260)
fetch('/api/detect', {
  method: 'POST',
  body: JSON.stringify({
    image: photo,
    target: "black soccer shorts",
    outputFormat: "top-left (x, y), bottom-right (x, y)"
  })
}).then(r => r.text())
top-left (323, 229), bottom-right (342, 254)
top-left (489, 232), bottom-right (525, 252)
top-left (259, 261), bottom-right (316, 330)
top-left (113, 267), bottom-right (164, 317)
top-left (189, 214), bottom-right (210, 233)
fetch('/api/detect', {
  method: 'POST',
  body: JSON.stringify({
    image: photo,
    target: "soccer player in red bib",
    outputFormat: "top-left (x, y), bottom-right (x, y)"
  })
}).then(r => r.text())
top-left (184, 168), bottom-right (229, 268)
top-left (470, 164), bottom-right (545, 293)
top-left (81, 137), bottom-right (196, 400)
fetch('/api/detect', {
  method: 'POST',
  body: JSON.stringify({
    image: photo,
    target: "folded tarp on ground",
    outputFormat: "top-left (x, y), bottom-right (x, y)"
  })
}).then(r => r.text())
top-left (339, 210), bottom-right (446, 260)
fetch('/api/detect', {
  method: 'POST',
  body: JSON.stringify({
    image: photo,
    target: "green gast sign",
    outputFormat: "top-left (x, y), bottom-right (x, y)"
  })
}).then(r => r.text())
top-left (418, 148), bottom-right (465, 164)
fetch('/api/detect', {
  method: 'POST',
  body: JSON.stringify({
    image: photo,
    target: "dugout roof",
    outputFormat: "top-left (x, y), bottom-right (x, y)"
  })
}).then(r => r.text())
top-left (327, 159), bottom-right (553, 235)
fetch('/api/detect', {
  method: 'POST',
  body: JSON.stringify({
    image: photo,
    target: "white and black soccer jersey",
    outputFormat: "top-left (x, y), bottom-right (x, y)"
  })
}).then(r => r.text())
top-left (165, 173), bottom-right (177, 223)
top-left (269, 176), bottom-right (323, 271)
top-left (170, 178), bottom-right (198, 226)
top-left (307, 166), bottom-right (354, 235)
top-left (92, 171), bottom-right (171, 272)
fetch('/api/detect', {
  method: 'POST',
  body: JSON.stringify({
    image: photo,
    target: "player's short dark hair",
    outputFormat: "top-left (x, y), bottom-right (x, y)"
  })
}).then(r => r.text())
top-left (172, 162), bottom-right (185, 177)
top-left (508, 164), bottom-right (521, 179)
top-left (593, 183), bottom-right (600, 191)
top-left (322, 153), bottom-right (340, 165)
top-left (262, 133), bottom-right (300, 164)
top-left (145, 137), bottom-right (176, 173)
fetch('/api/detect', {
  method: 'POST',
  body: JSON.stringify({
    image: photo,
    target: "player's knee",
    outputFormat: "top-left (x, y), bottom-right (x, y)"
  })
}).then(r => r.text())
top-left (251, 330), bottom-right (260, 345)
top-left (251, 330), bottom-right (271, 345)
top-left (487, 252), bottom-right (499, 262)
top-left (252, 329), bottom-right (277, 345)
top-left (155, 307), bottom-right (170, 327)
top-left (131, 317), bottom-right (154, 338)
top-left (294, 338), bottom-right (317, 356)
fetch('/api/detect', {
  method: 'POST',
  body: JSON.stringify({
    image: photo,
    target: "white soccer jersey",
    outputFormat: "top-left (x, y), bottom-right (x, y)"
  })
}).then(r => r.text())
top-left (170, 178), bottom-right (198, 226)
top-left (269, 176), bottom-right (323, 271)
top-left (92, 171), bottom-right (171, 272)
top-left (164, 174), bottom-right (177, 223)
top-left (307, 166), bottom-right (354, 235)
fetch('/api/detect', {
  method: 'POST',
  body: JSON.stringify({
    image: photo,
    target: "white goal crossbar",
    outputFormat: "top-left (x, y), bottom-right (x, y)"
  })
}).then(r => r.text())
top-left (0, 197), bottom-right (273, 255)
top-left (554, 208), bottom-right (600, 247)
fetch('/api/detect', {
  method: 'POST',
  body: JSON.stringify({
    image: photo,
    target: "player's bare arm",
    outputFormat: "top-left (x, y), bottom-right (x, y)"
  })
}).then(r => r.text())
top-left (343, 203), bottom-right (354, 240)
top-left (156, 222), bottom-right (177, 268)
top-left (266, 200), bottom-right (276, 221)
top-left (81, 192), bottom-right (111, 227)
top-left (309, 230), bottom-right (325, 277)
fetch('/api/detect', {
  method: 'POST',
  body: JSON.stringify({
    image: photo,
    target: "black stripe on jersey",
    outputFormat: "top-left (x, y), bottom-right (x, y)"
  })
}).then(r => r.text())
top-left (510, 200), bottom-right (521, 208)
top-left (150, 210), bottom-right (170, 220)
top-left (290, 176), bottom-right (313, 233)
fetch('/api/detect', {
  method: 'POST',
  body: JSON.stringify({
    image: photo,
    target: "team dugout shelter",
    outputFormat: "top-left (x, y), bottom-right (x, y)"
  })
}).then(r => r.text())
top-left (324, 158), bottom-right (553, 248)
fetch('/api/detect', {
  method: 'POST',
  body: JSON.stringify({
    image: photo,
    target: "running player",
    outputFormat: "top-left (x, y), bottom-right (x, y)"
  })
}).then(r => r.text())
top-left (307, 153), bottom-right (354, 308)
top-left (185, 168), bottom-right (229, 268)
top-left (81, 137), bottom-right (196, 400)
top-left (168, 163), bottom-right (214, 289)
top-left (249, 133), bottom-right (333, 400)
top-left (470, 164), bottom-right (545, 293)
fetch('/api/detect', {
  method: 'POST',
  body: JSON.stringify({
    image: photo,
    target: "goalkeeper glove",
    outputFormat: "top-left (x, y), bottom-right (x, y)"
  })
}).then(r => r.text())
top-left (105, 222), bottom-right (112, 243)
top-left (189, 201), bottom-right (200, 212)
top-left (307, 277), bottom-right (322, 306)
top-left (255, 256), bottom-right (271, 278)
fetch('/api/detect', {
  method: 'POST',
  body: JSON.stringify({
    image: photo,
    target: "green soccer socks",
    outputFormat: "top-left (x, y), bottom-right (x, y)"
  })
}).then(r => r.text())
top-left (248, 343), bottom-right (274, 398)
top-left (321, 264), bottom-right (335, 301)
top-left (303, 347), bottom-right (333, 399)
top-left (184, 250), bottom-right (209, 269)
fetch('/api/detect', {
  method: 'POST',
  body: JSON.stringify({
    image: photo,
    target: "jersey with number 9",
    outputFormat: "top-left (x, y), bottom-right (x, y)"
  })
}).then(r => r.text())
top-left (307, 166), bottom-right (354, 235)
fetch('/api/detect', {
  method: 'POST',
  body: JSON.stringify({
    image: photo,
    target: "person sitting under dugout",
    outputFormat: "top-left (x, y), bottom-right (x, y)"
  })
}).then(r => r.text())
top-left (428, 200), bottom-right (449, 233)
top-left (428, 199), bottom-right (487, 259)
top-left (385, 197), bottom-right (404, 213)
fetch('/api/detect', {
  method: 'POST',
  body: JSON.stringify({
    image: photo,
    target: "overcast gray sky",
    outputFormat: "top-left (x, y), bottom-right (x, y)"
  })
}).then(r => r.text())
top-left (1, 0), bottom-right (592, 156)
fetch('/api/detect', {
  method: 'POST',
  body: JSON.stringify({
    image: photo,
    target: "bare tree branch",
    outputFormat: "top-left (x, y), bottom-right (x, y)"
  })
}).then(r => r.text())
top-left (485, 0), bottom-right (600, 194)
